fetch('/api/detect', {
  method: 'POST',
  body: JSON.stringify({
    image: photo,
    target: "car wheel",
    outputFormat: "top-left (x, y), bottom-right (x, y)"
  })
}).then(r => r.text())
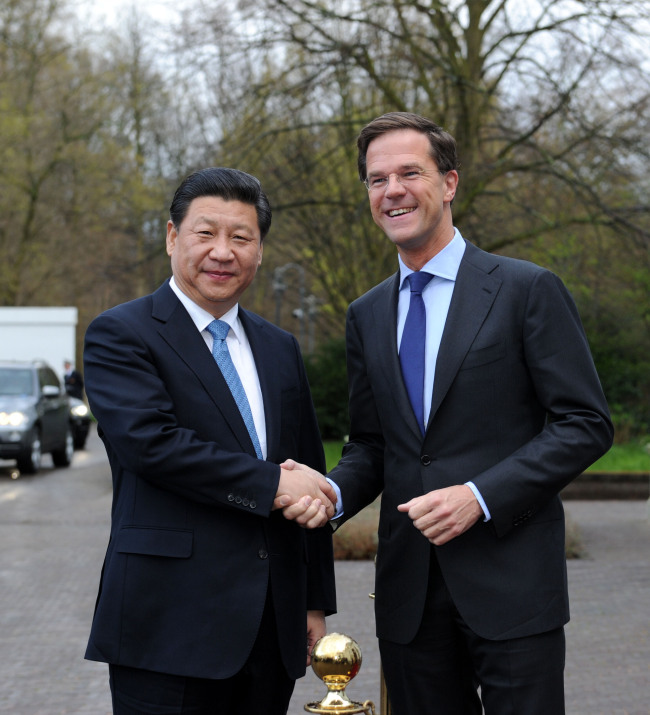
top-left (17, 429), bottom-right (42, 474)
top-left (73, 431), bottom-right (87, 450)
top-left (71, 420), bottom-right (89, 450)
top-left (52, 426), bottom-right (74, 467)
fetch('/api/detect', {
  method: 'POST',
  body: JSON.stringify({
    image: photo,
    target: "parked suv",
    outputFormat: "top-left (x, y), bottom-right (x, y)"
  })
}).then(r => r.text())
top-left (0, 360), bottom-right (73, 474)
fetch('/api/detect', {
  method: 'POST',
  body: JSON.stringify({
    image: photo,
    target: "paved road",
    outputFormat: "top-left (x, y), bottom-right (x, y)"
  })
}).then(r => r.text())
top-left (0, 428), bottom-right (648, 714)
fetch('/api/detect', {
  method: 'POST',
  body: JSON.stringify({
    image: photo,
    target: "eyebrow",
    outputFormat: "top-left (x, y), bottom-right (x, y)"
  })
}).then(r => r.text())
top-left (194, 216), bottom-right (257, 234)
top-left (367, 162), bottom-right (425, 177)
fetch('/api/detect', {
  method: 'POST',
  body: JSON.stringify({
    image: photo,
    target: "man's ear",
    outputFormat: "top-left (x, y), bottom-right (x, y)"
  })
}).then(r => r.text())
top-left (444, 170), bottom-right (459, 204)
top-left (166, 220), bottom-right (177, 257)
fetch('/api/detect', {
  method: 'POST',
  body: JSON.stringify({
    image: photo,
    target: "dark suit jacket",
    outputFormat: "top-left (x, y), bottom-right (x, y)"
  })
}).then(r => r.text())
top-left (330, 240), bottom-right (613, 644)
top-left (64, 368), bottom-right (84, 399)
top-left (83, 280), bottom-right (335, 680)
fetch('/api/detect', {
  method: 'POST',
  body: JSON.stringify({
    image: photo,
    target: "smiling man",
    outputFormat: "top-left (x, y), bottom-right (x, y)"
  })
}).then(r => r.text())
top-left (83, 167), bottom-right (336, 715)
top-left (282, 112), bottom-right (613, 714)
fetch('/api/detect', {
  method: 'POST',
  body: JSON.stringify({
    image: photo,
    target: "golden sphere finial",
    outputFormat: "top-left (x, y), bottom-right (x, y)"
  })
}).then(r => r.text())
top-left (305, 633), bottom-right (374, 714)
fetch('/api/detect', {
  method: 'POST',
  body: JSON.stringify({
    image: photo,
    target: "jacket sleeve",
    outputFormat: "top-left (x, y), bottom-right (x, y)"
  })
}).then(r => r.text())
top-left (472, 268), bottom-right (614, 537)
top-left (326, 301), bottom-right (387, 525)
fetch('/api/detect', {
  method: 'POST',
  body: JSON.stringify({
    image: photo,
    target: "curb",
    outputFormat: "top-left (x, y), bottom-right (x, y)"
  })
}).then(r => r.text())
top-left (562, 471), bottom-right (649, 500)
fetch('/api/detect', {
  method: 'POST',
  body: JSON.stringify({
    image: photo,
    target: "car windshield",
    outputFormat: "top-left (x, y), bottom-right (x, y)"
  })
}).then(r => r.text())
top-left (0, 368), bottom-right (34, 396)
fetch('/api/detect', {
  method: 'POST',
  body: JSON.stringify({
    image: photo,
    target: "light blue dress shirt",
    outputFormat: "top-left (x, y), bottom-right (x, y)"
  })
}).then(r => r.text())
top-left (329, 228), bottom-right (491, 521)
top-left (396, 230), bottom-right (490, 520)
top-left (397, 228), bottom-right (464, 428)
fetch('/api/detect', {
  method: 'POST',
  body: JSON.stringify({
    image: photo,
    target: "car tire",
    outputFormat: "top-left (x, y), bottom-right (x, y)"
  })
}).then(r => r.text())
top-left (52, 426), bottom-right (74, 468)
top-left (73, 431), bottom-right (87, 450)
top-left (17, 428), bottom-right (42, 474)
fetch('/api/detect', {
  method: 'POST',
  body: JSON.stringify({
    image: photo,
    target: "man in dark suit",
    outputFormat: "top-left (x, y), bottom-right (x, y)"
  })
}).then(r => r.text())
top-left (84, 167), bottom-right (337, 715)
top-left (63, 360), bottom-right (84, 399)
top-left (283, 113), bottom-right (613, 714)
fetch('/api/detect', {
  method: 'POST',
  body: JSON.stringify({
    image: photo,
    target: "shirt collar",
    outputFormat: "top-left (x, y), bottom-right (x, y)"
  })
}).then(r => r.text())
top-left (169, 276), bottom-right (243, 341)
top-left (398, 228), bottom-right (466, 290)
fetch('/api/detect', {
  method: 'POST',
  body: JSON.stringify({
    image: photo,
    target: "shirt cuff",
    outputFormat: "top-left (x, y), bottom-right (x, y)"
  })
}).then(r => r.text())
top-left (326, 478), bottom-right (344, 519)
top-left (465, 481), bottom-right (491, 522)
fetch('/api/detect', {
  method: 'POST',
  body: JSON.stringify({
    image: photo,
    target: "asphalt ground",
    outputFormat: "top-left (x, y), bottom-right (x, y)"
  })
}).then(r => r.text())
top-left (0, 427), bottom-right (648, 714)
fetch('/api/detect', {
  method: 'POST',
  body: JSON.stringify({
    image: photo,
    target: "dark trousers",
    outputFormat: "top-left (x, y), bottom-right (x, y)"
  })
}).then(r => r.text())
top-left (109, 593), bottom-right (295, 715)
top-left (379, 550), bottom-right (566, 715)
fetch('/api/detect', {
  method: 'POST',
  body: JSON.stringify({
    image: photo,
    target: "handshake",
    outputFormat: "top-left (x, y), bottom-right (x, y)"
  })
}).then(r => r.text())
top-left (273, 459), bottom-right (337, 529)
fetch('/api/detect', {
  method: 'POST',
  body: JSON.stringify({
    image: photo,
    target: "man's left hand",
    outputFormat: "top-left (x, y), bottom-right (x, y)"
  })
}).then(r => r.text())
top-left (306, 610), bottom-right (326, 666)
top-left (397, 485), bottom-right (483, 545)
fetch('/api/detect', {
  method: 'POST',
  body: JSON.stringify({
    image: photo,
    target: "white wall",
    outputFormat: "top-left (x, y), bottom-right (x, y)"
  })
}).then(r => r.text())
top-left (0, 307), bottom-right (78, 381)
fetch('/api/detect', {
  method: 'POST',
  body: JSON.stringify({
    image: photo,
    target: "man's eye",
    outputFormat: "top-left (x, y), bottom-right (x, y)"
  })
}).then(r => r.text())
top-left (370, 177), bottom-right (388, 187)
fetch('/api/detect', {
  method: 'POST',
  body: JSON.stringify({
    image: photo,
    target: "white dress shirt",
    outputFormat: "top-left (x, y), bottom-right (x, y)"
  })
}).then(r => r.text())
top-left (169, 277), bottom-right (267, 459)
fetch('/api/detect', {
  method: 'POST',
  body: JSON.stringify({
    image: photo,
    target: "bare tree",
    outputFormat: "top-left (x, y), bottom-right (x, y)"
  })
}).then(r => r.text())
top-left (250, 0), bottom-right (650, 242)
top-left (167, 0), bottom-right (649, 334)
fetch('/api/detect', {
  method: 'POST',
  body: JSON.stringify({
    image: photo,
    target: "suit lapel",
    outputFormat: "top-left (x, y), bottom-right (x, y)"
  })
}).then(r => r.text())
top-left (151, 282), bottom-right (256, 455)
top-left (427, 243), bottom-right (502, 426)
top-left (371, 273), bottom-right (424, 439)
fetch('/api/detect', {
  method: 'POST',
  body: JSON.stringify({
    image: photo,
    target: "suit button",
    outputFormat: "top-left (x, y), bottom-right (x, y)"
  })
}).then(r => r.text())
top-left (227, 494), bottom-right (235, 502)
top-left (242, 498), bottom-right (250, 507)
top-left (249, 501), bottom-right (257, 509)
top-left (258, 549), bottom-right (268, 559)
top-left (235, 496), bottom-right (242, 504)
top-left (421, 455), bottom-right (432, 466)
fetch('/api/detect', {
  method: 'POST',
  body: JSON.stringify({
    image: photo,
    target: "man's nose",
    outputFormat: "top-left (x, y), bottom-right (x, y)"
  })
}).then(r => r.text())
top-left (208, 237), bottom-right (234, 260)
top-left (384, 173), bottom-right (407, 197)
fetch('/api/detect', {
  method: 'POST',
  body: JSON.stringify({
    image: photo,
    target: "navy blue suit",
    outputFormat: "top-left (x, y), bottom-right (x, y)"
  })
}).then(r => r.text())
top-left (84, 280), bottom-right (335, 683)
top-left (330, 240), bottom-right (613, 713)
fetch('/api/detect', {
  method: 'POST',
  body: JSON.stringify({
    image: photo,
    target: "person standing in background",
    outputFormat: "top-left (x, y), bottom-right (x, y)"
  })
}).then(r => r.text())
top-left (63, 360), bottom-right (84, 399)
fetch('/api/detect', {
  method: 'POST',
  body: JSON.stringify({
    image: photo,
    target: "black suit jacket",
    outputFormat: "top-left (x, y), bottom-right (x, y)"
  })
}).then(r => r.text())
top-left (330, 240), bottom-right (612, 643)
top-left (64, 368), bottom-right (84, 399)
top-left (84, 280), bottom-right (335, 680)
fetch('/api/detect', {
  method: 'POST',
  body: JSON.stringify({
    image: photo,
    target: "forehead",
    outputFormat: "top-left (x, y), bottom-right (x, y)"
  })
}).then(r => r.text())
top-left (366, 129), bottom-right (435, 173)
top-left (183, 196), bottom-right (259, 230)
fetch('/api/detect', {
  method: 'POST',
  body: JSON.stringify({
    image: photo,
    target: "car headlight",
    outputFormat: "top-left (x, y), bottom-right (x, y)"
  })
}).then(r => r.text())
top-left (71, 403), bottom-right (89, 418)
top-left (0, 411), bottom-right (28, 427)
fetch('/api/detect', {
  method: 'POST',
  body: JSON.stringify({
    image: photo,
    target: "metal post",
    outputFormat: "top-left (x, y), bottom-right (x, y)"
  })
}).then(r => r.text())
top-left (272, 263), bottom-right (306, 348)
top-left (304, 294), bottom-right (319, 355)
top-left (370, 578), bottom-right (392, 714)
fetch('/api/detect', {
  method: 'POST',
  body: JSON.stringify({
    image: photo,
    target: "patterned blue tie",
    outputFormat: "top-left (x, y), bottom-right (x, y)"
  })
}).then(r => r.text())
top-left (399, 271), bottom-right (433, 435)
top-left (206, 320), bottom-right (263, 459)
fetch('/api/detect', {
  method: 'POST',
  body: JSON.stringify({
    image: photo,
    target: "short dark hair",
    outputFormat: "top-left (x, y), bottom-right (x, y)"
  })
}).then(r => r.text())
top-left (357, 112), bottom-right (459, 182)
top-left (169, 167), bottom-right (272, 240)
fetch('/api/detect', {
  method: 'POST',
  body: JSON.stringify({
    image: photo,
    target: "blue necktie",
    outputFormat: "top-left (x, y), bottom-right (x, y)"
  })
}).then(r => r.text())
top-left (206, 320), bottom-right (263, 459)
top-left (399, 272), bottom-right (433, 435)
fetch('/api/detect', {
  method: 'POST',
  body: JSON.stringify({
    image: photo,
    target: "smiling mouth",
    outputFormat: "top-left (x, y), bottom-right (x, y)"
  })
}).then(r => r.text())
top-left (387, 207), bottom-right (416, 217)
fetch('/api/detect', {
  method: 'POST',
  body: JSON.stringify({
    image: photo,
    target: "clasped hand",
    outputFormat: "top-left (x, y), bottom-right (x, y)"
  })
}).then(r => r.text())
top-left (273, 460), bottom-right (336, 528)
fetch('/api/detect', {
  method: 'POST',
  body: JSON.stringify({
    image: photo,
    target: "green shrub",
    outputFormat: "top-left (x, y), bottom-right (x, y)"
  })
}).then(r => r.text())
top-left (305, 338), bottom-right (349, 440)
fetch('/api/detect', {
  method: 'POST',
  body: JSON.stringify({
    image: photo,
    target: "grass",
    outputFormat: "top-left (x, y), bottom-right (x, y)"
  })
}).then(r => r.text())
top-left (586, 440), bottom-right (650, 472)
top-left (326, 439), bottom-right (650, 472)
top-left (325, 439), bottom-right (650, 560)
top-left (324, 441), bottom-right (344, 471)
